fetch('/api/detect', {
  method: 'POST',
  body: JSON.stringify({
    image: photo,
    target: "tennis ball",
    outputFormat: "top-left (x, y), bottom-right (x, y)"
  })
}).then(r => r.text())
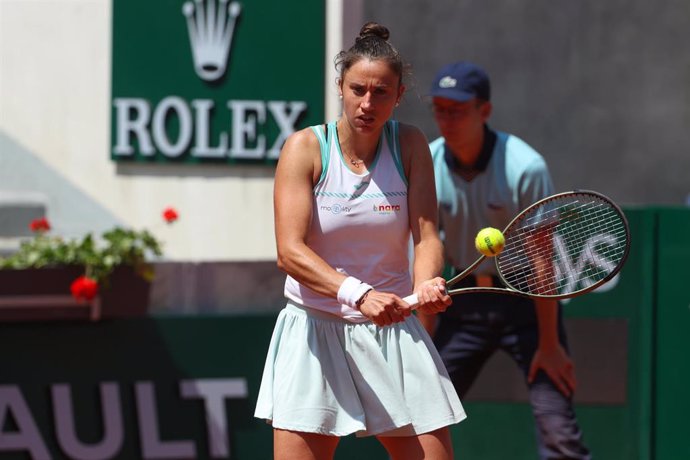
top-left (475, 227), bottom-right (505, 257)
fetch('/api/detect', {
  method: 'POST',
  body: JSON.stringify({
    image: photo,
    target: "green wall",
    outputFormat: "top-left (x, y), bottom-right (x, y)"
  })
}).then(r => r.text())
top-left (1, 207), bottom-right (688, 459)
top-left (654, 209), bottom-right (690, 459)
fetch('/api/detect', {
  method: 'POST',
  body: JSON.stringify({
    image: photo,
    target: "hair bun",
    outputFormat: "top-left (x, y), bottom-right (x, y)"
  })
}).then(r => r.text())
top-left (357, 22), bottom-right (390, 42)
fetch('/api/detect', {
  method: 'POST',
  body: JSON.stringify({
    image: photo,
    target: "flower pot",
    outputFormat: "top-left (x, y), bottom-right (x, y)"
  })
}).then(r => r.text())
top-left (0, 266), bottom-right (151, 322)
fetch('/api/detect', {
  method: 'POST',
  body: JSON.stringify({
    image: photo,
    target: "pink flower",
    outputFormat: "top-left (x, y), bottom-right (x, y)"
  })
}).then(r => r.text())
top-left (162, 207), bottom-right (179, 224)
top-left (70, 276), bottom-right (99, 301)
top-left (29, 217), bottom-right (51, 233)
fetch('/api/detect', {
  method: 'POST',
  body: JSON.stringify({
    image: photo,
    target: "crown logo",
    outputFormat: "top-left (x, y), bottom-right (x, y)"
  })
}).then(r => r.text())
top-left (182, 0), bottom-right (242, 82)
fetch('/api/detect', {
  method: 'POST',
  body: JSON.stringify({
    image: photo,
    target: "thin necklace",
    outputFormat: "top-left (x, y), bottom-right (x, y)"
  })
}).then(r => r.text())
top-left (337, 121), bottom-right (366, 167)
top-left (344, 151), bottom-right (365, 167)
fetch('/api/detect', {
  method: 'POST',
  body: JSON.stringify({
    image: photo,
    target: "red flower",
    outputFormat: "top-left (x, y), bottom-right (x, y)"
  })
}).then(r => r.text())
top-left (162, 207), bottom-right (179, 223)
top-left (29, 217), bottom-right (51, 233)
top-left (70, 276), bottom-right (99, 301)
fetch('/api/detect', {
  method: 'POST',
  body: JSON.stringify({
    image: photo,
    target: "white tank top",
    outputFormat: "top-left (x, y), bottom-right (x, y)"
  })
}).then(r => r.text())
top-left (284, 120), bottom-right (412, 322)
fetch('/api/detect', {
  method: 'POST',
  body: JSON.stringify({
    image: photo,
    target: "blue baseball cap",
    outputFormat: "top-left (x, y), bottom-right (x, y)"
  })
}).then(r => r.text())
top-left (429, 61), bottom-right (491, 102)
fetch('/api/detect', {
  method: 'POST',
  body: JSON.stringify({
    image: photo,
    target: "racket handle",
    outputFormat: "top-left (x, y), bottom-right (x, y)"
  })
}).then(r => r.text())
top-left (402, 293), bottom-right (419, 308)
top-left (402, 285), bottom-right (449, 309)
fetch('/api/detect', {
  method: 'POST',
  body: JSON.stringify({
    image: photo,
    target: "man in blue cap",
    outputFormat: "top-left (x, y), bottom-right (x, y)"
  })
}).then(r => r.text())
top-left (418, 61), bottom-right (591, 459)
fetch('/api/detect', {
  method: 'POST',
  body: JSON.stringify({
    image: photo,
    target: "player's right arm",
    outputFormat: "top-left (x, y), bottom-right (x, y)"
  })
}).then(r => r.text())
top-left (274, 128), bottom-right (346, 298)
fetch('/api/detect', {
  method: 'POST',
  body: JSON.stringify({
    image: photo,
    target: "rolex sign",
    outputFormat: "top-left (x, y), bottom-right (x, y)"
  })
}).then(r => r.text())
top-left (111, 0), bottom-right (325, 163)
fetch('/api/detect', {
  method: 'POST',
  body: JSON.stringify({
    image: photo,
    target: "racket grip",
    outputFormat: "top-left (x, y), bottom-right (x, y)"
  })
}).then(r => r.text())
top-left (402, 285), bottom-right (449, 309)
top-left (402, 293), bottom-right (419, 308)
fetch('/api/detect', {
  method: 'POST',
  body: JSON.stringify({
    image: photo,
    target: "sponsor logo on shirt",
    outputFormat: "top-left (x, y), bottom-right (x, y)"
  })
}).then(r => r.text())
top-left (320, 203), bottom-right (351, 214)
top-left (372, 203), bottom-right (402, 214)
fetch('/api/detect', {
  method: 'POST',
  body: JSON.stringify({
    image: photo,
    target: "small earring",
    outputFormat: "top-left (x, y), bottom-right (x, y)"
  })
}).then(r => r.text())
top-left (395, 102), bottom-right (400, 107)
top-left (339, 94), bottom-right (343, 100)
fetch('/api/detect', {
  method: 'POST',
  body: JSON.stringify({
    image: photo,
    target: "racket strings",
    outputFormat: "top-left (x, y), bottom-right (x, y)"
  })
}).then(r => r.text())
top-left (497, 196), bottom-right (628, 296)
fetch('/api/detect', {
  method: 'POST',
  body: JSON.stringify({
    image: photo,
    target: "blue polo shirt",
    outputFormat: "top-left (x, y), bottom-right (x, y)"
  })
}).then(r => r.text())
top-left (430, 127), bottom-right (554, 275)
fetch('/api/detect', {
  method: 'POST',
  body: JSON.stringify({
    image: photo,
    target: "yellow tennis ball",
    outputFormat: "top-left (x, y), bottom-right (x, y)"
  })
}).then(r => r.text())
top-left (475, 227), bottom-right (505, 257)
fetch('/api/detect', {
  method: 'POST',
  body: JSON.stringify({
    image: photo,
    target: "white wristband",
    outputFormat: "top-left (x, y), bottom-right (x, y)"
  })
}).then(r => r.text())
top-left (337, 276), bottom-right (373, 309)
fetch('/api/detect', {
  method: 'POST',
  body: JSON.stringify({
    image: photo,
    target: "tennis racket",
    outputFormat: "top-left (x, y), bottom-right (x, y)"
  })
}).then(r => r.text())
top-left (404, 190), bottom-right (630, 306)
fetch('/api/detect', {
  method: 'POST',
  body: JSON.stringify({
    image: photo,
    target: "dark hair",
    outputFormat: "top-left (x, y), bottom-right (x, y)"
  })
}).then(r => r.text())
top-left (335, 22), bottom-right (407, 86)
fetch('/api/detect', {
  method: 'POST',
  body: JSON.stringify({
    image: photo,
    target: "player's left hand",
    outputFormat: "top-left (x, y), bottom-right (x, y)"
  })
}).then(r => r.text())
top-left (528, 344), bottom-right (577, 397)
top-left (412, 277), bottom-right (452, 314)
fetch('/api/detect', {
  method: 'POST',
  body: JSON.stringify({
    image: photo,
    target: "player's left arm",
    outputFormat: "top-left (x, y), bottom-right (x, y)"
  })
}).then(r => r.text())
top-left (399, 123), bottom-right (451, 315)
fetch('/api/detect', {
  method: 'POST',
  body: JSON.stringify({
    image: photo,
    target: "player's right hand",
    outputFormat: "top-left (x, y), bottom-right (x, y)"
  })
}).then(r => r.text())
top-left (359, 290), bottom-right (412, 326)
top-left (413, 277), bottom-right (452, 314)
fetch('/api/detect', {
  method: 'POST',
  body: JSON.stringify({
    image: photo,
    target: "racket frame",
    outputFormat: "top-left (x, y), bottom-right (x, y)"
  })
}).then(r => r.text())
top-left (442, 189), bottom-right (631, 301)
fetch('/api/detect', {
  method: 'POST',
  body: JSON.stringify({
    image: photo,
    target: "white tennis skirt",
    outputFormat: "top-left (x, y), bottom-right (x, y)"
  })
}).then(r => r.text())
top-left (254, 301), bottom-right (466, 437)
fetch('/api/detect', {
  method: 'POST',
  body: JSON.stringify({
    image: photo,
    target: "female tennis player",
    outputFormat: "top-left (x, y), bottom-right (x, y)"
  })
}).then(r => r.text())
top-left (254, 22), bottom-right (465, 460)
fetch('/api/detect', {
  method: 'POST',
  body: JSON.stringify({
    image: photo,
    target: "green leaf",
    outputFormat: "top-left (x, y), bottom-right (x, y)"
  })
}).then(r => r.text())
top-left (0, 224), bottom-right (166, 284)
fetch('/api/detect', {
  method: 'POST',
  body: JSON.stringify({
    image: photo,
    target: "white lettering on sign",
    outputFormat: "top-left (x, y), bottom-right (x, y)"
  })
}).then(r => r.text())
top-left (180, 379), bottom-right (249, 458)
top-left (53, 382), bottom-right (124, 459)
top-left (113, 97), bottom-right (307, 160)
top-left (267, 101), bottom-right (308, 159)
top-left (152, 96), bottom-right (194, 158)
top-left (0, 386), bottom-right (51, 460)
top-left (191, 99), bottom-right (228, 158)
top-left (0, 378), bottom-right (249, 459)
top-left (113, 98), bottom-right (155, 156)
top-left (136, 381), bottom-right (196, 459)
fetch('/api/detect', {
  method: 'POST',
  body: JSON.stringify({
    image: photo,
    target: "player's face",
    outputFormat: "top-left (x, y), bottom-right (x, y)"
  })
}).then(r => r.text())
top-left (432, 97), bottom-right (491, 142)
top-left (339, 59), bottom-right (404, 134)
